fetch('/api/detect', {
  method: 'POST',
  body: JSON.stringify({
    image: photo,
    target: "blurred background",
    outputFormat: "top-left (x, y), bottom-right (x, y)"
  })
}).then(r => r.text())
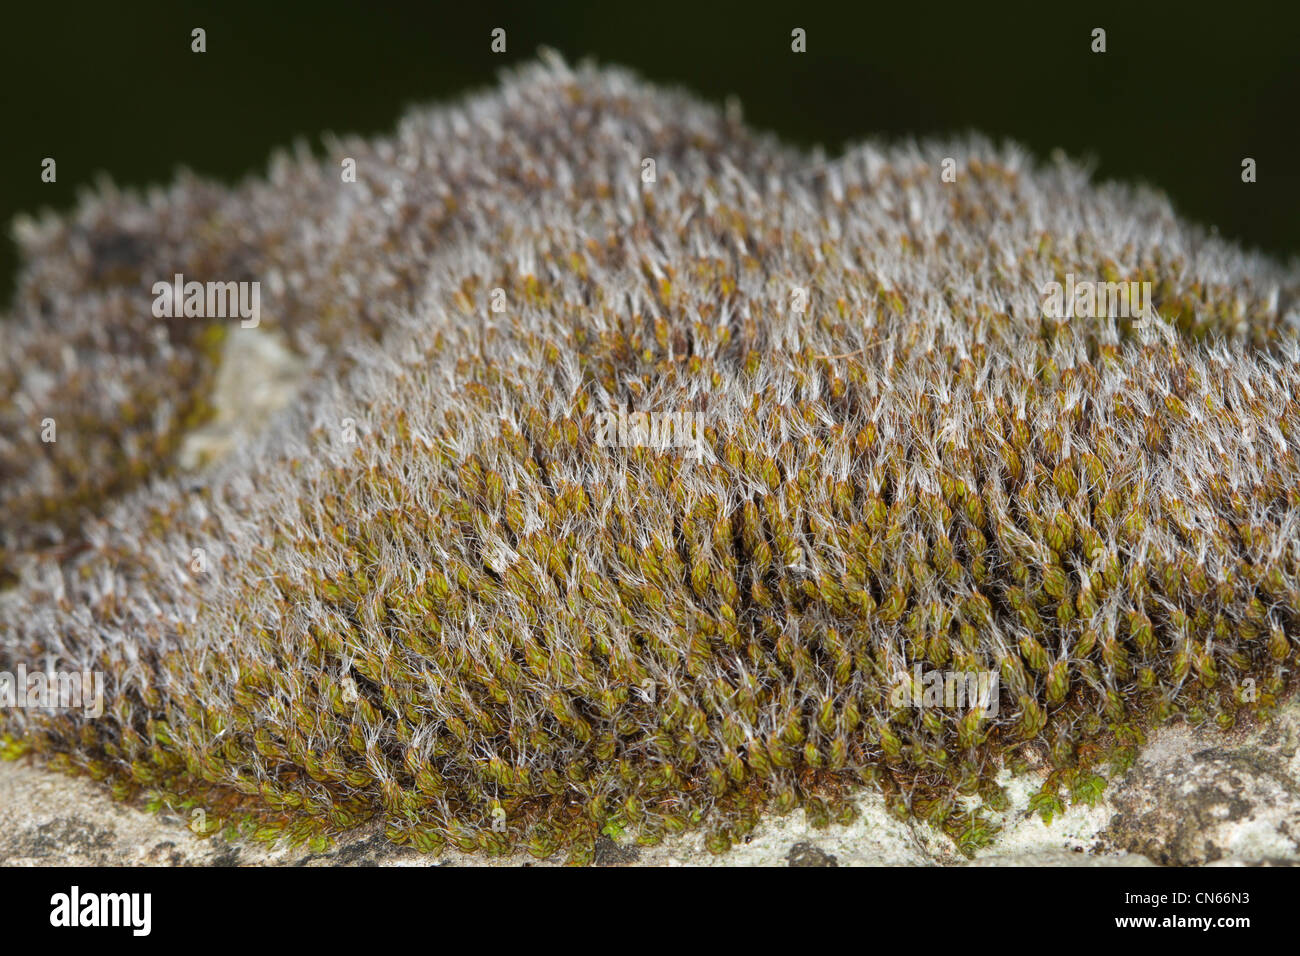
top-left (2, 0), bottom-right (1297, 304)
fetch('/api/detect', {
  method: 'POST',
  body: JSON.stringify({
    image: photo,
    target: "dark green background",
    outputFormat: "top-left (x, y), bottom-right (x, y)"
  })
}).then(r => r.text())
top-left (2, 1), bottom-right (1297, 304)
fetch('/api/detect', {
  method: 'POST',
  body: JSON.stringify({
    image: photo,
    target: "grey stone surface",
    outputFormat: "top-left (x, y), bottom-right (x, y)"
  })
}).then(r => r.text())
top-left (1098, 704), bottom-right (1300, 865)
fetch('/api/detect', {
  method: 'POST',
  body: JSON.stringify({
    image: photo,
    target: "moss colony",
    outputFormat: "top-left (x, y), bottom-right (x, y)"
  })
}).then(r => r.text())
top-left (2, 55), bottom-right (1299, 862)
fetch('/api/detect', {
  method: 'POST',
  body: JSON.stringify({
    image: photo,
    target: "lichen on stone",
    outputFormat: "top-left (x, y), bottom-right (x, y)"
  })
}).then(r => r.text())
top-left (2, 53), bottom-right (1298, 863)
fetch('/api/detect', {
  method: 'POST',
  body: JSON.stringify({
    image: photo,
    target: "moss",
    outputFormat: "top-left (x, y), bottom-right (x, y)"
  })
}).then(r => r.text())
top-left (2, 55), bottom-right (1299, 863)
